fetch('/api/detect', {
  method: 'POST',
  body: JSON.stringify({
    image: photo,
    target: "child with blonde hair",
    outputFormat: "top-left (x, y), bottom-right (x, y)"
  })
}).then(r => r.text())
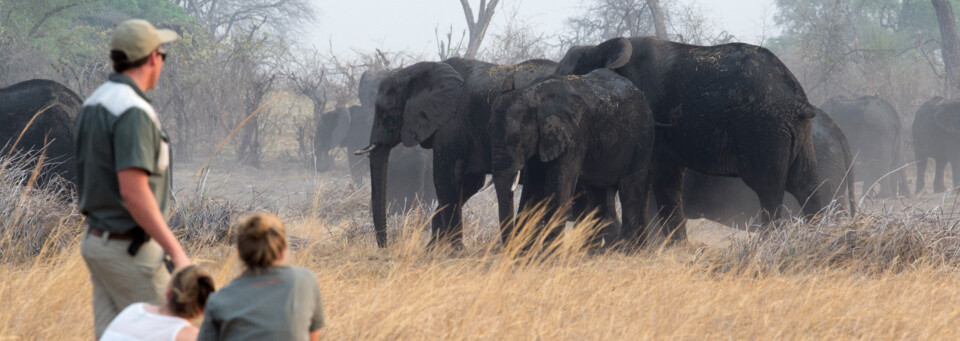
top-left (198, 213), bottom-right (326, 341)
top-left (101, 265), bottom-right (216, 341)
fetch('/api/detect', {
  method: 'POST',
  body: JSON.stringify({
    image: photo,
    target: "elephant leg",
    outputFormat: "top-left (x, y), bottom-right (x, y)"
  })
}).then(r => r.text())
top-left (950, 156), bottom-right (960, 190)
top-left (581, 185), bottom-right (619, 250)
top-left (652, 161), bottom-right (687, 242)
top-left (619, 170), bottom-right (651, 248)
top-left (446, 173), bottom-right (484, 245)
top-left (518, 161), bottom-right (546, 213)
top-left (934, 157), bottom-right (947, 193)
top-left (741, 164), bottom-right (788, 228)
top-left (494, 172), bottom-right (518, 245)
top-left (430, 160), bottom-right (475, 249)
top-left (786, 154), bottom-right (823, 218)
top-left (542, 159), bottom-right (581, 246)
top-left (916, 157), bottom-right (928, 194)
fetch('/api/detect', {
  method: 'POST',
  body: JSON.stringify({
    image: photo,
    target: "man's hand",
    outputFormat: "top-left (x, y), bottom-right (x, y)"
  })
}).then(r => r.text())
top-left (118, 168), bottom-right (190, 269)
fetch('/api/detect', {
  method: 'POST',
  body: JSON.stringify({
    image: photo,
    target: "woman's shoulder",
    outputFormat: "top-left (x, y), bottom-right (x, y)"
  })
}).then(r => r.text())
top-left (287, 266), bottom-right (318, 280)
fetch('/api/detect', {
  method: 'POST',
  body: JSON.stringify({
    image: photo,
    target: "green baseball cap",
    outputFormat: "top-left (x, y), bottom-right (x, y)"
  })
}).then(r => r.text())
top-left (110, 19), bottom-right (179, 61)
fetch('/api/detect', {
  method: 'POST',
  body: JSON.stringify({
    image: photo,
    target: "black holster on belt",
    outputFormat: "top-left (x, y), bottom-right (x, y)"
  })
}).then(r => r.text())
top-left (126, 228), bottom-right (151, 256)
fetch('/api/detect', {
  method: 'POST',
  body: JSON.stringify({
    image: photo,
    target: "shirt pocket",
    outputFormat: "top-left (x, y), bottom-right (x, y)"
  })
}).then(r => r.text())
top-left (158, 133), bottom-right (170, 172)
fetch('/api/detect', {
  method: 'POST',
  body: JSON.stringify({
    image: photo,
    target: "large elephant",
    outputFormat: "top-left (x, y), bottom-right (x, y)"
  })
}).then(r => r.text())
top-left (490, 69), bottom-right (655, 246)
top-left (682, 108), bottom-right (856, 227)
top-left (312, 79), bottom-right (435, 213)
top-left (0, 79), bottom-right (82, 184)
top-left (821, 95), bottom-right (908, 198)
top-left (913, 96), bottom-right (960, 193)
top-left (356, 57), bottom-right (558, 248)
top-left (556, 36), bottom-right (824, 242)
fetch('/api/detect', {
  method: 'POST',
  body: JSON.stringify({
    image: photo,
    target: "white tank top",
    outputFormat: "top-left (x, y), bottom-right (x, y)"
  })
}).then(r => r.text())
top-left (100, 303), bottom-right (192, 341)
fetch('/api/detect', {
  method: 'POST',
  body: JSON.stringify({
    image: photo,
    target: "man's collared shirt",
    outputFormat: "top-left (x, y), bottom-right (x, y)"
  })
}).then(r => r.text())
top-left (74, 73), bottom-right (172, 233)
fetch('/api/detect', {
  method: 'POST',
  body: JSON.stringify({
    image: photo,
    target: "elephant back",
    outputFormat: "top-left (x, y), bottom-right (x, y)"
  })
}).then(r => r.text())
top-left (0, 79), bottom-right (82, 184)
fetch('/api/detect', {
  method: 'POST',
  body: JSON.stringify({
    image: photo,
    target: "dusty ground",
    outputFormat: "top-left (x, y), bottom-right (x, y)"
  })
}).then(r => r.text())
top-left (172, 155), bottom-right (960, 248)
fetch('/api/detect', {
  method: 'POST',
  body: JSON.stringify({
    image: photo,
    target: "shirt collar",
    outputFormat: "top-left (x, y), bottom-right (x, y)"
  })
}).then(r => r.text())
top-left (108, 73), bottom-right (151, 103)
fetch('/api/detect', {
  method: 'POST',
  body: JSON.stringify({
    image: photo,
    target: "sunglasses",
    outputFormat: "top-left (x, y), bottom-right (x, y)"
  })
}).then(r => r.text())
top-left (156, 49), bottom-right (167, 62)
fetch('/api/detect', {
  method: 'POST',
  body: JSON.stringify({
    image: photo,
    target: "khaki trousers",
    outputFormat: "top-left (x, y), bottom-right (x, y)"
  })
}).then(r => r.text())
top-left (81, 229), bottom-right (170, 339)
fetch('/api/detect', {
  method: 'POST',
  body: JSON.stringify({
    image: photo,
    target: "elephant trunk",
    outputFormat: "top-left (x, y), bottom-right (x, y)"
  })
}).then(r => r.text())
top-left (367, 145), bottom-right (391, 248)
top-left (493, 170), bottom-right (521, 245)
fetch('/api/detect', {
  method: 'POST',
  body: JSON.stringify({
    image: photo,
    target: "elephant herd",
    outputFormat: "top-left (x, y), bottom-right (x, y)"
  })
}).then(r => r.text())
top-left (4, 36), bottom-right (960, 250)
top-left (333, 36), bottom-right (960, 249)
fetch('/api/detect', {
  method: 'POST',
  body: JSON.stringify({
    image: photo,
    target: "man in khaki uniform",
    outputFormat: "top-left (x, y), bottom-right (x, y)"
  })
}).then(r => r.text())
top-left (75, 19), bottom-right (191, 339)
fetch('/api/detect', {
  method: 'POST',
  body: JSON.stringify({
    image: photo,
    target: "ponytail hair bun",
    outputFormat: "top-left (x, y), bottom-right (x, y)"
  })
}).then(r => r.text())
top-left (168, 265), bottom-right (215, 319)
top-left (237, 213), bottom-right (287, 269)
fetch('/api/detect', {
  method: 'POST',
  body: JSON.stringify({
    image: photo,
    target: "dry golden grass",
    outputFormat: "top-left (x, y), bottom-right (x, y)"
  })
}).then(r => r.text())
top-left (4, 156), bottom-right (960, 340)
top-left (4, 225), bottom-right (960, 340)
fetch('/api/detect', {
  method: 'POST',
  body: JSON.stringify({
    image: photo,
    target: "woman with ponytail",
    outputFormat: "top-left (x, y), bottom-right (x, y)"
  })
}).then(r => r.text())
top-left (198, 213), bottom-right (326, 341)
top-left (100, 265), bottom-right (216, 341)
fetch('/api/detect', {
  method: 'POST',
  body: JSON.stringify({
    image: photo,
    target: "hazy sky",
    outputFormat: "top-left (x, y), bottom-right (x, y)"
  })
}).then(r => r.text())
top-left (307, 0), bottom-right (778, 58)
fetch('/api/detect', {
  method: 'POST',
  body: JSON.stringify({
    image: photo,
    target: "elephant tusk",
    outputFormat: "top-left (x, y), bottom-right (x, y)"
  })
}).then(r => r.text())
top-left (511, 170), bottom-right (521, 192)
top-left (354, 144), bottom-right (377, 155)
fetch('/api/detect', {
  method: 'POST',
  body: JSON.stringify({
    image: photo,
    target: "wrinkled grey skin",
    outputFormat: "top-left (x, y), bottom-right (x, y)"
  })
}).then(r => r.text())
top-left (359, 58), bottom-right (558, 248)
top-left (557, 36), bottom-right (823, 242)
top-left (913, 97), bottom-right (960, 193)
top-left (821, 95), bottom-right (908, 198)
top-left (490, 69), bottom-right (655, 247)
top-left (681, 109), bottom-right (856, 227)
top-left (312, 71), bottom-right (435, 213)
top-left (0, 79), bottom-right (82, 184)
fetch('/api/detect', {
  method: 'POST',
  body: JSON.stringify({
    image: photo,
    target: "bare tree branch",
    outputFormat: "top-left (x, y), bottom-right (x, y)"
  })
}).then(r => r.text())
top-left (458, 0), bottom-right (500, 58)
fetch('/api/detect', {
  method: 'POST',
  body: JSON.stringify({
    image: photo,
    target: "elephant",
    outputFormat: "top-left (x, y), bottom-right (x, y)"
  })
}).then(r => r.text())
top-left (556, 36), bottom-right (824, 242)
top-left (312, 76), bottom-right (435, 213)
top-left (356, 57), bottom-right (558, 248)
top-left (913, 96), bottom-right (960, 193)
top-left (489, 69), bottom-right (655, 247)
top-left (0, 79), bottom-right (82, 184)
top-left (681, 108), bottom-right (857, 227)
top-left (821, 95), bottom-right (908, 198)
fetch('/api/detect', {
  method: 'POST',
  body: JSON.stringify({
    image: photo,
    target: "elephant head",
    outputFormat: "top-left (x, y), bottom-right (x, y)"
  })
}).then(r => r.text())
top-left (935, 100), bottom-right (960, 134)
top-left (489, 78), bottom-right (585, 233)
top-left (556, 37), bottom-right (632, 75)
top-left (492, 78), bottom-right (585, 172)
top-left (354, 61), bottom-right (463, 247)
top-left (313, 107), bottom-right (352, 172)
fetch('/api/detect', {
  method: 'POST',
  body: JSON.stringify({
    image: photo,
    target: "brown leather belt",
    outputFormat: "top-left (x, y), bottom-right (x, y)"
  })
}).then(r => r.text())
top-left (87, 227), bottom-right (136, 240)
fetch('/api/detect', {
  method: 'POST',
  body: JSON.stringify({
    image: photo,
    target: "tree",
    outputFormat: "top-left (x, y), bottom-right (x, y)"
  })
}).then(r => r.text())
top-left (646, 0), bottom-right (667, 39)
top-left (932, 0), bottom-right (960, 95)
top-left (769, 0), bottom-right (956, 111)
top-left (169, 0), bottom-right (314, 42)
top-left (480, 3), bottom-right (552, 64)
top-left (458, 0), bottom-right (500, 58)
top-left (560, 0), bottom-right (726, 49)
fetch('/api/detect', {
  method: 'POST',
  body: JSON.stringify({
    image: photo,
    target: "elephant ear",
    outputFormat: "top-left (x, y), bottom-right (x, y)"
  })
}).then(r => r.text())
top-left (400, 62), bottom-right (464, 146)
top-left (537, 82), bottom-right (584, 162)
top-left (358, 71), bottom-right (383, 108)
top-left (595, 37), bottom-right (633, 69)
